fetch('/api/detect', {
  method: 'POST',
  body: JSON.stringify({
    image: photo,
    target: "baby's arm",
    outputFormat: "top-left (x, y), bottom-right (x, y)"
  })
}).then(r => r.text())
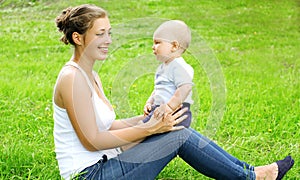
top-left (153, 84), bottom-right (192, 120)
top-left (144, 90), bottom-right (155, 115)
top-left (166, 84), bottom-right (192, 111)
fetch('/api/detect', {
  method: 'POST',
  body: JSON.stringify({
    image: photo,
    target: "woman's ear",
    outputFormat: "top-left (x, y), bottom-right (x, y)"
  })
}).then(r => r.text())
top-left (72, 32), bottom-right (82, 46)
top-left (171, 40), bottom-right (180, 52)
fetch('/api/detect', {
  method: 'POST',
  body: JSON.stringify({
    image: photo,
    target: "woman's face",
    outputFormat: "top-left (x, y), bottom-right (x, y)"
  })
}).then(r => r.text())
top-left (83, 17), bottom-right (112, 61)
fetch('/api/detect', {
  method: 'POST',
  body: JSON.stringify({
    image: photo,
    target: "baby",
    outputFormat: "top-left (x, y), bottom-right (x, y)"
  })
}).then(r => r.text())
top-left (143, 20), bottom-right (194, 127)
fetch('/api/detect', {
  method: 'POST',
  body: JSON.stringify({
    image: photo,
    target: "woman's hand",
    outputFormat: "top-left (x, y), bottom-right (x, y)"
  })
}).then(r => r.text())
top-left (153, 103), bottom-right (173, 120)
top-left (145, 104), bottom-right (188, 135)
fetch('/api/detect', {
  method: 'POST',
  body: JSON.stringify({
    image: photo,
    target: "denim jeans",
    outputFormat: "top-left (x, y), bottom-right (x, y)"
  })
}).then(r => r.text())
top-left (76, 128), bottom-right (255, 180)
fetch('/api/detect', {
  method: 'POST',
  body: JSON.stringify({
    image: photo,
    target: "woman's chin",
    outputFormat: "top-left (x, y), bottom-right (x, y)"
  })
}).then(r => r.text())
top-left (96, 55), bottom-right (108, 61)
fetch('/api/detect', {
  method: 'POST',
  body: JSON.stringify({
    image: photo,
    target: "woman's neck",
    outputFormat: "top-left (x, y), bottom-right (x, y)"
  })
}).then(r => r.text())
top-left (71, 53), bottom-right (95, 78)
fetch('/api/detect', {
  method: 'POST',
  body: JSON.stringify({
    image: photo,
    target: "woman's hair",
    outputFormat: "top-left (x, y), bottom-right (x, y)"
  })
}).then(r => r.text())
top-left (55, 4), bottom-right (107, 45)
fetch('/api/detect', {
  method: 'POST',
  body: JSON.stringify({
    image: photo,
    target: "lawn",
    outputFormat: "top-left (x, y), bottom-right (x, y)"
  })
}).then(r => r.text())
top-left (0, 0), bottom-right (299, 179)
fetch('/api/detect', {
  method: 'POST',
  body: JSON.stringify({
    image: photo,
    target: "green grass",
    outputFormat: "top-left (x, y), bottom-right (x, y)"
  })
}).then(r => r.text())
top-left (0, 0), bottom-right (299, 179)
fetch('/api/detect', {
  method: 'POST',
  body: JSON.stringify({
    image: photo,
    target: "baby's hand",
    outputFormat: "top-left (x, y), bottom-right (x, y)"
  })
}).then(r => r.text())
top-left (153, 104), bottom-right (173, 119)
top-left (143, 103), bottom-right (152, 116)
top-left (161, 104), bottom-right (173, 115)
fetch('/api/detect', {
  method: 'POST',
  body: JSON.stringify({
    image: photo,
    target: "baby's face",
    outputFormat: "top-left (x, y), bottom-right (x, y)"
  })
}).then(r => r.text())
top-left (152, 37), bottom-right (174, 63)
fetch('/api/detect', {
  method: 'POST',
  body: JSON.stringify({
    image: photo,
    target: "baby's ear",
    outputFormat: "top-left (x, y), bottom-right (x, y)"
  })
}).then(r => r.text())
top-left (171, 40), bottom-right (180, 52)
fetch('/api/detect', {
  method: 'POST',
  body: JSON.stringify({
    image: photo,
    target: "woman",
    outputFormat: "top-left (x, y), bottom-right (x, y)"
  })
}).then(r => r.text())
top-left (53, 4), bottom-right (294, 180)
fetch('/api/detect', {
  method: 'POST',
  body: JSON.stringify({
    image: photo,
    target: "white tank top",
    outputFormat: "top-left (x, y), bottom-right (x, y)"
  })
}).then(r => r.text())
top-left (53, 61), bottom-right (120, 179)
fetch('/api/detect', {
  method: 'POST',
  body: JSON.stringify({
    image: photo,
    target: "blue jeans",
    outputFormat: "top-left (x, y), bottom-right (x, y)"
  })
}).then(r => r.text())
top-left (76, 128), bottom-right (255, 180)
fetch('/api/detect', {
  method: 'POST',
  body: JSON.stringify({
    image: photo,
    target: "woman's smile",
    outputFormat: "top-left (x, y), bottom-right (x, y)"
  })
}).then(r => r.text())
top-left (98, 46), bottom-right (109, 53)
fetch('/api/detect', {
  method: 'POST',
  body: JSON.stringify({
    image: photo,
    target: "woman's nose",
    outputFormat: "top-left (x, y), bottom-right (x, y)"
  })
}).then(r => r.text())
top-left (105, 33), bottom-right (112, 44)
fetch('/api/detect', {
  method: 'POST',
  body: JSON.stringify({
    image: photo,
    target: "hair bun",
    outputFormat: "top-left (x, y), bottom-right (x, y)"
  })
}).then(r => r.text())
top-left (55, 7), bottom-right (72, 32)
top-left (55, 7), bottom-right (73, 44)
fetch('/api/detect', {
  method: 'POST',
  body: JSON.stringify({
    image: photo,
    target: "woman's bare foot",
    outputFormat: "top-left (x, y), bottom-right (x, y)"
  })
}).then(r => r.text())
top-left (255, 163), bottom-right (278, 180)
top-left (254, 156), bottom-right (294, 180)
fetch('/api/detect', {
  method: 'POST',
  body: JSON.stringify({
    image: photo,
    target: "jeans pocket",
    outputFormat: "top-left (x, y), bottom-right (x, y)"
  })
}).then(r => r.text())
top-left (76, 163), bottom-right (100, 179)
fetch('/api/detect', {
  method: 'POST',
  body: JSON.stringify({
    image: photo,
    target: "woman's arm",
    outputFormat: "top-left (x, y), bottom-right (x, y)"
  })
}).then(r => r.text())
top-left (110, 115), bottom-right (144, 130)
top-left (58, 68), bottom-right (186, 151)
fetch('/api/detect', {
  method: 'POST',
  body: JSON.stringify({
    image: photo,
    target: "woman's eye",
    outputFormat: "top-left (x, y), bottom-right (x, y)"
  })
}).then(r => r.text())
top-left (96, 32), bottom-right (112, 36)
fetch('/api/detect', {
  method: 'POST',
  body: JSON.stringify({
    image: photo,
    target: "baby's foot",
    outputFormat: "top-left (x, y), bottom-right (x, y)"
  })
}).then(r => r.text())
top-left (276, 155), bottom-right (294, 180)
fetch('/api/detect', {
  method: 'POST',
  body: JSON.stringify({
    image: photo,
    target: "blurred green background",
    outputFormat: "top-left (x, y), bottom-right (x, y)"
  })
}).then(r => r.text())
top-left (0, 0), bottom-right (299, 179)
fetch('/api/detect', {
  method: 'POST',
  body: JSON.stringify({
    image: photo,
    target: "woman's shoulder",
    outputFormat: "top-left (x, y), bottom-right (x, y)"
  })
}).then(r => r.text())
top-left (59, 65), bottom-right (84, 81)
top-left (54, 65), bottom-right (92, 106)
top-left (55, 66), bottom-right (89, 92)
